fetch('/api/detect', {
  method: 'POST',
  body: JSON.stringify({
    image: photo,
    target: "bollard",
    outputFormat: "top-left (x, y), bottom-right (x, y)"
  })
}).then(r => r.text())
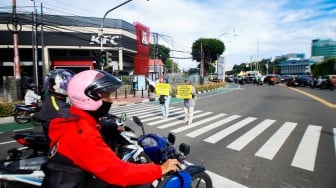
top-left (141, 89), bottom-right (144, 98)
top-left (115, 91), bottom-right (118, 99)
top-left (125, 88), bottom-right (127, 98)
top-left (133, 89), bottom-right (136, 97)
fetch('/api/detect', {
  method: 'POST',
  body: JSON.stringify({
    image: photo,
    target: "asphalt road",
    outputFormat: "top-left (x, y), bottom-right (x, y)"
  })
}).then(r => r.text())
top-left (0, 83), bottom-right (335, 187)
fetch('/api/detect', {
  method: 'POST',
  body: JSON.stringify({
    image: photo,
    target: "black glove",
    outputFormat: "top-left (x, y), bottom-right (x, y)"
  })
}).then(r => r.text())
top-left (99, 116), bottom-right (119, 133)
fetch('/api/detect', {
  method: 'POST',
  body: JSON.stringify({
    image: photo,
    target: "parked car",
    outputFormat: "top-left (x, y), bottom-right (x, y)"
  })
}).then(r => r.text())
top-left (296, 75), bottom-right (313, 87)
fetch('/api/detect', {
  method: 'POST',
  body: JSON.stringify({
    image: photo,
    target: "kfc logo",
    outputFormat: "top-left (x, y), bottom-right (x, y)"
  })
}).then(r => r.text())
top-left (141, 30), bottom-right (149, 45)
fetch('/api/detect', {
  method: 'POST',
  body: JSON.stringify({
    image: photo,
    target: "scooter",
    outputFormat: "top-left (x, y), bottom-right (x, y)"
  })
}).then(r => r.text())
top-left (0, 114), bottom-right (213, 188)
top-left (133, 116), bottom-right (213, 188)
top-left (0, 113), bottom-right (149, 188)
top-left (13, 104), bottom-right (41, 125)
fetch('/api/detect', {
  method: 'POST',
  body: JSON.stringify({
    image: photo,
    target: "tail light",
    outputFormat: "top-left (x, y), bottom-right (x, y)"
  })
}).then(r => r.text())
top-left (16, 138), bottom-right (30, 145)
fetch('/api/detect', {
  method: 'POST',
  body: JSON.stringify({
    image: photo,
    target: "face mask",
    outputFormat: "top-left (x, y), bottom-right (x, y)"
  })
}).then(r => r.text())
top-left (86, 101), bottom-right (112, 121)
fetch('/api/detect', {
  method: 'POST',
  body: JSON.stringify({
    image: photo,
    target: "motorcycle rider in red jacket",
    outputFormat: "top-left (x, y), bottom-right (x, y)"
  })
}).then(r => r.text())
top-left (41, 70), bottom-right (180, 188)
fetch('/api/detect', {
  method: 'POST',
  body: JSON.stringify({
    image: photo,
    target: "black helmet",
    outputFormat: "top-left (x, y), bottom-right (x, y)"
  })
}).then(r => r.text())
top-left (28, 83), bottom-right (37, 90)
top-left (45, 69), bottom-right (75, 96)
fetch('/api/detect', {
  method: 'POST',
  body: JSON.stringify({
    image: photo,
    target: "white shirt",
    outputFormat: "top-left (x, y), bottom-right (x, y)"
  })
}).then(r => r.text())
top-left (24, 89), bottom-right (41, 105)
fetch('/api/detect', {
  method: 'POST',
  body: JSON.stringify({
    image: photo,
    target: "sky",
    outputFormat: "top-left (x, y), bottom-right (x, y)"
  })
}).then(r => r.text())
top-left (2, 0), bottom-right (336, 71)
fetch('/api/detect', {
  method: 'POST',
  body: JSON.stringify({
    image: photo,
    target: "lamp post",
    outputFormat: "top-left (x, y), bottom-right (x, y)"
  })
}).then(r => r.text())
top-left (99, 0), bottom-right (134, 70)
top-left (217, 31), bottom-right (238, 82)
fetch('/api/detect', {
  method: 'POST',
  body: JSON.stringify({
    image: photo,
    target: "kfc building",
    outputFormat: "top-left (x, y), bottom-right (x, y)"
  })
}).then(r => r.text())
top-left (0, 12), bottom-right (159, 100)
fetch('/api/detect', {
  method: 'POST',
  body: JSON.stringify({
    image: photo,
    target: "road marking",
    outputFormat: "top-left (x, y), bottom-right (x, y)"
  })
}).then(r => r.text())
top-left (157, 112), bottom-right (213, 129)
top-left (291, 125), bottom-right (322, 171)
top-left (171, 114), bottom-right (226, 133)
top-left (147, 110), bottom-right (202, 126)
top-left (140, 108), bottom-right (182, 122)
top-left (227, 119), bottom-right (275, 151)
top-left (186, 115), bottom-right (241, 138)
top-left (334, 128), bottom-right (336, 157)
top-left (255, 122), bottom-right (297, 160)
top-left (204, 117), bottom-right (257, 144)
top-left (0, 140), bottom-right (16, 145)
top-left (284, 85), bottom-right (336, 108)
top-left (185, 161), bottom-right (249, 188)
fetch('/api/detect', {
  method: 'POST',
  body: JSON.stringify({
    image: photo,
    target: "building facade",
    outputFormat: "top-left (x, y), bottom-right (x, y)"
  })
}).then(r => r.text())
top-left (311, 39), bottom-right (336, 60)
top-left (0, 12), bottom-right (157, 101)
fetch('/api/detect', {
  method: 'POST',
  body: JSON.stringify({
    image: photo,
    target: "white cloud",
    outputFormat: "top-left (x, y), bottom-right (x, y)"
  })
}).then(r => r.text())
top-left (2, 0), bottom-right (336, 71)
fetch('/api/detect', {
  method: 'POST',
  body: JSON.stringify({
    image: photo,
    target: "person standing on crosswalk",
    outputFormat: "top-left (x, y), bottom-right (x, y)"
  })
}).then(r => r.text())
top-left (159, 77), bottom-right (171, 119)
top-left (184, 79), bottom-right (196, 125)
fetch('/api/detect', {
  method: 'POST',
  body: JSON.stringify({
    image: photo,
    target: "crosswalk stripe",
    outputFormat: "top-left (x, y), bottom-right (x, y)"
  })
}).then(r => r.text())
top-left (334, 128), bottom-right (336, 157)
top-left (290, 125), bottom-right (322, 171)
top-left (227, 119), bottom-right (275, 151)
top-left (255, 122), bottom-right (297, 160)
top-left (171, 114), bottom-right (227, 133)
top-left (157, 112), bottom-right (213, 129)
top-left (140, 108), bottom-right (182, 122)
top-left (204, 117), bottom-right (257, 144)
top-left (148, 110), bottom-right (202, 126)
top-left (186, 115), bottom-right (241, 138)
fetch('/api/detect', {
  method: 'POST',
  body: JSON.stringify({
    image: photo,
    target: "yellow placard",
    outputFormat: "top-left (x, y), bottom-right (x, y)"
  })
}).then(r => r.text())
top-left (176, 85), bottom-right (192, 99)
top-left (155, 83), bottom-right (170, 95)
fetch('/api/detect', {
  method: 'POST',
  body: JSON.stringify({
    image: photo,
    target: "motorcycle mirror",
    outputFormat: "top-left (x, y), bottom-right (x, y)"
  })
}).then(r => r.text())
top-left (167, 133), bottom-right (176, 145)
top-left (120, 112), bottom-right (127, 121)
top-left (179, 143), bottom-right (190, 156)
top-left (132, 116), bottom-right (142, 126)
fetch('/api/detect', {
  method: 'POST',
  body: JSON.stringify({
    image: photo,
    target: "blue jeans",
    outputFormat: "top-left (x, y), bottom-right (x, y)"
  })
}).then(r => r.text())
top-left (162, 96), bottom-right (170, 117)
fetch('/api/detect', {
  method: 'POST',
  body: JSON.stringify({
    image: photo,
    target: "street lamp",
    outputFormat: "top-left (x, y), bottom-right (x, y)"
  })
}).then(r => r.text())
top-left (99, 0), bottom-right (134, 70)
top-left (217, 31), bottom-right (238, 82)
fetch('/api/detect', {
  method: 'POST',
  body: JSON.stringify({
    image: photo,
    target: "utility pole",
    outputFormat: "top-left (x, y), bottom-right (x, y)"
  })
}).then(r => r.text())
top-left (11, 0), bottom-right (22, 99)
top-left (31, 0), bottom-right (39, 93)
top-left (200, 43), bottom-right (204, 85)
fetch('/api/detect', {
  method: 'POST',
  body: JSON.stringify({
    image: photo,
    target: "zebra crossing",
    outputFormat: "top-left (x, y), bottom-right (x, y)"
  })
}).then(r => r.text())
top-left (111, 103), bottom-right (332, 172)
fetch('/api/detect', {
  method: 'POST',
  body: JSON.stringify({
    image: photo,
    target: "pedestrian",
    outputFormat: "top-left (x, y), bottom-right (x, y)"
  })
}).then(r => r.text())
top-left (24, 83), bottom-right (41, 106)
top-left (38, 69), bottom-right (75, 138)
top-left (159, 77), bottom-right (171, 119)
top-left (184, 79), bottom-right (196, 125)
top-left (41, 70), bottom-right (180, 188)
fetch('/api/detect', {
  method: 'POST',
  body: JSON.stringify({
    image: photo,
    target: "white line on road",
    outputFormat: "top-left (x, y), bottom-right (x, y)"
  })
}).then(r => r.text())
top-left (147, 110), bottom-right (202, 126)
top-left (255, 122), bottom-right (297, 160)
top-left (291, 125), bottom-right (322, 171)
top-left (186, 115), bottom-right (241, 138)
top-left (227, 119), bottom-right (275, 151)
top-left (171, 114), bottom-right (226, 133)
top-left (157, 112), bottom-right (213, 129)
top-left (204, 117), bottom-right (257, 144)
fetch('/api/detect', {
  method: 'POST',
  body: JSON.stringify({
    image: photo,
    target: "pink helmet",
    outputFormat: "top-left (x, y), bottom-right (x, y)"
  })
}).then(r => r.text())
top-left (67, 70), bottom-right (122, 111)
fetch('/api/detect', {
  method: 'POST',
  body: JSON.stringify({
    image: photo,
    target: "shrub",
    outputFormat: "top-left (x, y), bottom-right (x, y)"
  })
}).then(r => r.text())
top-left (0, 102), bottom-right (14, 117)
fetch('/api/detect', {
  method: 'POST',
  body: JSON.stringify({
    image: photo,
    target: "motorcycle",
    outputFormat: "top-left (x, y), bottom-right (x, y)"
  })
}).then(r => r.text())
top-left (0, 114), bottom-right (212, 188)
top-left (13, 104), bottom-right (41, 125)
top-left (133, 116), bottom-right (213, 188)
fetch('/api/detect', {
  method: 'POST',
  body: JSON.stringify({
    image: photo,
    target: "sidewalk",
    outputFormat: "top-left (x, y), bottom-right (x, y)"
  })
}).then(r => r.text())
top-left (0, 95), bottom-right (150, 125)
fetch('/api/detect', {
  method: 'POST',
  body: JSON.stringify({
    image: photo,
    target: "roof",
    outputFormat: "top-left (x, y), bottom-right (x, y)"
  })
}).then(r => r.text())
top-left (148, 59), bottom-right (164, 66)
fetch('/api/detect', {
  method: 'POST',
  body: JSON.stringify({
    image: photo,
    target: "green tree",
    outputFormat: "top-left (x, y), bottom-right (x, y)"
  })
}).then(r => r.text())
top-left (191, 38), bottom-right (225, 76)
top-left (311, 58), bottom-right (336, 76)
top-left (150, 44), bottom-right (170, 63)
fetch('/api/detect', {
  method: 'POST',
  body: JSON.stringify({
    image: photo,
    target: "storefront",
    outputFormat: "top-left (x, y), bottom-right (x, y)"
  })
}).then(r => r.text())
top-left (0, 12), bottom-right (155, 101)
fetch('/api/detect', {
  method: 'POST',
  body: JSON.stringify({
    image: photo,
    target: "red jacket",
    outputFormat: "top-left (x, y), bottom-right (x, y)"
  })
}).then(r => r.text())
top-left (48, 106), bottom-right (162, 186)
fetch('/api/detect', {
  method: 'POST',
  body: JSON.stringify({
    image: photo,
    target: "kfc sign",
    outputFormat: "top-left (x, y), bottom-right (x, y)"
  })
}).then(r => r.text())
top-left (90, 35), bottom-right (120, 46)
top-left (141, 30), bottom-right (149, 45)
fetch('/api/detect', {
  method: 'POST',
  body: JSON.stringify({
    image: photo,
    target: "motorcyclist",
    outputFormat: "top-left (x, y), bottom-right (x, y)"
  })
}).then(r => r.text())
top-left (38, 69), bottom-right (75, 138)
top-left (41, 70), bottom-right (180, 188)
top-left (24, 83), bottom-right (41, 106)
